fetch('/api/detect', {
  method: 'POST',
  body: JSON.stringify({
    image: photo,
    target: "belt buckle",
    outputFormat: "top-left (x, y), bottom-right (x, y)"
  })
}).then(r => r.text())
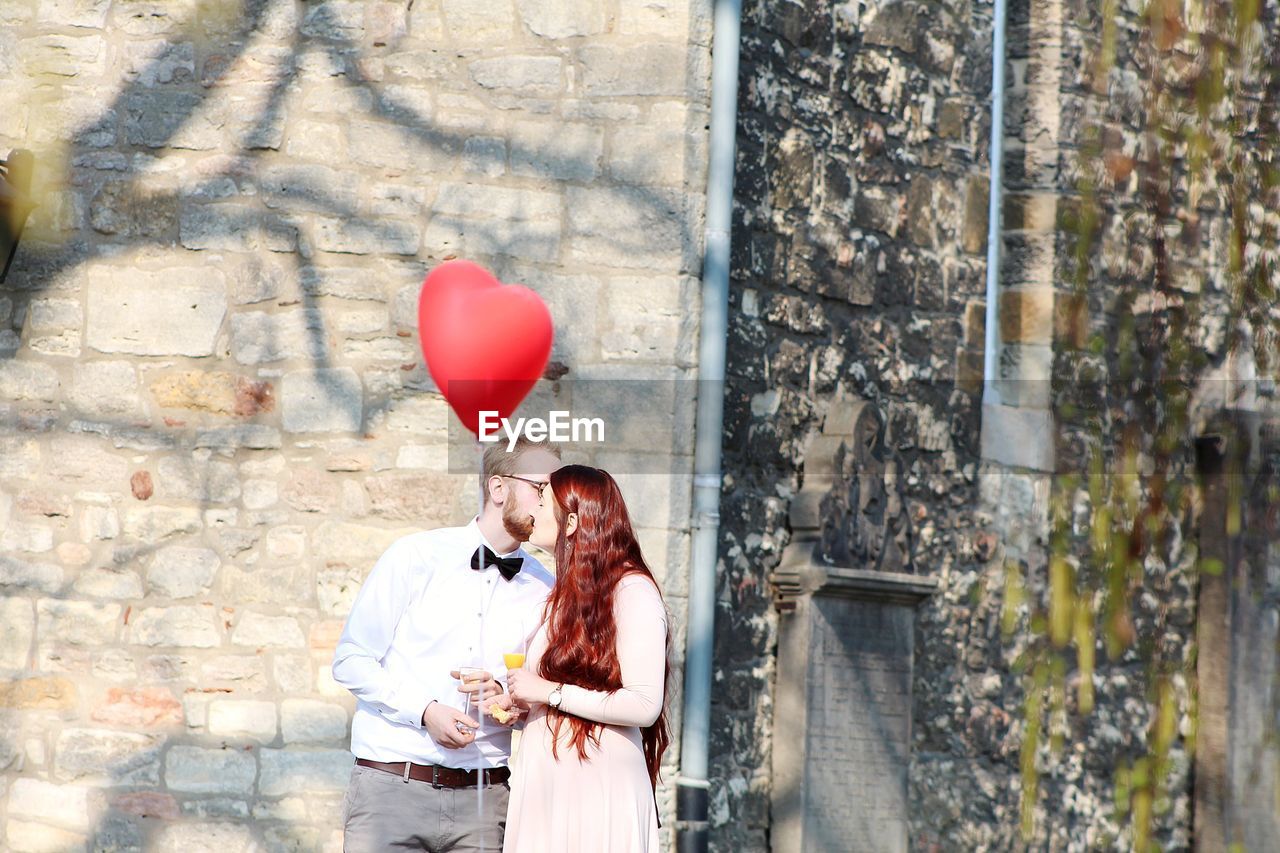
top-left (431, 764), bottom-right (442, 789)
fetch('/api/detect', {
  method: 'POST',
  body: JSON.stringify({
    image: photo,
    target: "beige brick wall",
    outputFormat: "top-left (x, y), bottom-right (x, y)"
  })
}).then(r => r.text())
top-left (1, 1), bottom-right (710, 849)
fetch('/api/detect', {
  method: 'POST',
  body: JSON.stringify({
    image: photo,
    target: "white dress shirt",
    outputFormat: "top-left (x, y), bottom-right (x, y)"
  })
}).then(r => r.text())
top-left (332, 519), bottom-right (553, 768)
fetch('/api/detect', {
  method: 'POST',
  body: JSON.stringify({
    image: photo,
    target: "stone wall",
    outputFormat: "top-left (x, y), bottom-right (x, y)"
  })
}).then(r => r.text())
top-left (0, 1), bottom-right (710, 850)
top-left (717, 0), bottom-right (998, 850)
top-left (721, 0), bottom-right (1280, 845)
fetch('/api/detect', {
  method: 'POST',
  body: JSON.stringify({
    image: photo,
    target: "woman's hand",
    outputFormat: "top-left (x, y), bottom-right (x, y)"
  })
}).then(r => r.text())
top-left (483, 692), bottom-right (523, 727)
top-left (507, 669), bottom-right (556, 709)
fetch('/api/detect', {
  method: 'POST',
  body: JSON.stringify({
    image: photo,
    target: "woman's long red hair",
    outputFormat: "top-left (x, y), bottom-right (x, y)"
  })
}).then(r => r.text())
top-left (538, 465), bottom-right (671, 790)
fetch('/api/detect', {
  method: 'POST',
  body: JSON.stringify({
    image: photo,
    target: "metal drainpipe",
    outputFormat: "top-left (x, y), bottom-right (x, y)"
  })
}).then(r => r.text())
top-left (678, 1), bottom-right (742, 851)
top-left (983, 0), bottom-right (1008, 408)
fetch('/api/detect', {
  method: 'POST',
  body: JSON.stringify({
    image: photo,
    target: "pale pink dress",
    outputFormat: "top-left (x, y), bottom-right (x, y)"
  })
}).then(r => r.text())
top-left (504, 575), bottom-right (668, 853)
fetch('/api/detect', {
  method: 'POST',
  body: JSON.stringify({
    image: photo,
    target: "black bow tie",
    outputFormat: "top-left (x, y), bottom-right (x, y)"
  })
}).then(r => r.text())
top-left (471, 546), bottom-right (523, 581)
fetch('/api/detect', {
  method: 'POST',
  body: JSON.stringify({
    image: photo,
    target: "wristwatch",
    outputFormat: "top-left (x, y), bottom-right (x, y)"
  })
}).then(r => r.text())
top-left (547, 683), bottom-right (564, 709)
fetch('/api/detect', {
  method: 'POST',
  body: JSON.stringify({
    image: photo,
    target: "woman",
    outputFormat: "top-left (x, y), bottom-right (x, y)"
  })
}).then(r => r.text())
top-left (495, 464), bottom-right (671, 852)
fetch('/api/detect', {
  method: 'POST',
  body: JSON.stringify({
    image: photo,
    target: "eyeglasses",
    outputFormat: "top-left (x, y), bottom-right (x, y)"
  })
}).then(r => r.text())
top-left (503, 475), bottom-right (548, 498)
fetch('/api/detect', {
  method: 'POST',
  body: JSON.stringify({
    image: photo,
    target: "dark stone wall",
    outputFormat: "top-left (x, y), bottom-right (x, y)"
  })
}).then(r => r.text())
top-left (713, 0), bottom-right (1240, 849)
top-left (714, 1), bottom-right (998, 850)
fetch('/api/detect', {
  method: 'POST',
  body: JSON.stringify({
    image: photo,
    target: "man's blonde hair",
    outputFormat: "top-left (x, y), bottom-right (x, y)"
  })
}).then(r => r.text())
top-left (482, 437), bottom-right (562, 504)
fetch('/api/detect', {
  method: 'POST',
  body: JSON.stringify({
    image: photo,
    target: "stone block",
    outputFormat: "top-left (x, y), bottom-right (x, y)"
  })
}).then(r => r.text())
top-left (36, 599), bottom-right (120, 646)
top-left (0, 437), bottom-right (40, 478)
top-left (122, 37), bottom-right (195, 86)
top-left (341, 336), bottom-right (415, 362)
top-left (1054, 292), bottom-right (1088, 349)
top-left (579, 44), bottom-right (687, 96)
top-left (312, 522), bottom-right (413, 560)
top-left (19, 34), bottom-right (106, 77)
top-left (28, 298), bottom-right (82, 331)
top-left (432, 181), bottom-right (560, 223)
top-left (86, 270), bottom-right (227, 357)
top-left (232, 612), bottom-right (305, 648)
top-left (122, 90), bottom-right (218, 149)
top-left (282, 368), bottom-right (363, 433)
top-left (469, 55), bottom-right (562, 93)
top-left (980, 403), bottom-right (1054, 471)
top-left (128, 605), bottom-right (221, 648)
top-left (90, 687), bottom-right (183, 727)
top-left (600, 275), bottom-right (695, 364)
top-left (156, 457), bottom-right (241, 504)
top-left (69, 361), bottom-right (142, 419)
top-left (152, 822), bottom-right (259, 852)
top-left (999, 289), bottom-right (1054, 344)
top-left (5, 819), bottom-right (87, 853)
top-left (36, 0), bottom-right (108, 28)
top-left (0, 598), bottom-right (35, 670)
top-left (618, 0), bottom-right (691, 37)
top-left (1003, 192), bottom-right (1059, 234)
top-left (147, 546), bottom-right (221, 599)
top-left (72, 567), bottom-right (143, 600)
top-left (280, 468), bottom-right (340, 513)
top-left (364, 472), bottom-right (457, 524)
top-left (955, 347), bottom-right (985, 396)
top-left (53, 728), bottom-right (161, 786)
top-left (180, 203), bottom-right (260, 251)
top-left (334, 306), bottom-right (388, 335)
top-left (48, 436), bottom-right (130, 490)
top-left (0, 361), bottom-right (59, 402)
top-left (229, 309), bottom-right (326, 365)
top-left (510, 121), bottom-right (603, 181)
top-left (150, 371), bottom-right (275, 416)
top-left (609, 124), bottom-right (686, 185)
top-left (962, 177), bottom-right (989, 254)
top-left (258, 749), bottom-right (352, 796)
top-left (0, 557), bottom-right (63, 594)
top-left (300, 266), bottom-right (390, 301)
top-left (194, 425), bottom-right (282, 450)
top-left (370, 183), bottom-right (428, 218)
top-left (1, 522), bottom-right (53, 554)
top-left (208, 699), bottom-right (277, 741)
top-left (121, 506), bottom-right (202, 543)
top-left (242, 479), bottom-right (278, 510)
top-left (285, 118), bottom-right (348, 161)
top-left (0, 676), bottom-right (77, 709)
top-left (566, 186), bottom-right (684, 270)
top-left (441, 0), bottom-right (515, 43)
top-left (316, 566), bottom-right (363, 617)
top-left (8, 778), bottom-right (93, 830)
top-left (281, 699), bottom-right (349, 743)
top-left (348, 118), bottom-right (446, 172)
top-left (516, 0), bottom-right (604, 36)
top-left (260, 164), bottom-right (359, 213)
top-left (462, 136), bottom-right (506, 177)
top-left (314, 217), bottom-right (421, 256)
top-left (164, 746), bottom-right (256, 795)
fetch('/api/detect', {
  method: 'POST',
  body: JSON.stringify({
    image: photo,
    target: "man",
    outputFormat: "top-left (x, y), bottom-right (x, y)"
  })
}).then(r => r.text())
top-left (333, 437), bottom-right (561, 852)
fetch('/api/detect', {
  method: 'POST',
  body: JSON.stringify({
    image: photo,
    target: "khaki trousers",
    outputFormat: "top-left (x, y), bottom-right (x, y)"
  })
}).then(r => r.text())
top-left (342, 764), bottom-right (510, 852)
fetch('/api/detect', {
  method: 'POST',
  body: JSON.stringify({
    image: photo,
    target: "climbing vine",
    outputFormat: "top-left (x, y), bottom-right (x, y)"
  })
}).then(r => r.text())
top-left (1005, 0), bottom-right (1280, 847)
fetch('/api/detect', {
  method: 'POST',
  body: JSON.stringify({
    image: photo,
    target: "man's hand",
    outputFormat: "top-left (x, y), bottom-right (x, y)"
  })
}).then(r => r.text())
top-left (483, 693), bottom-right (523, 727)
top-left (450, 669), bottom-right (503, 708)
top-left (422, 701), bottom-right (479, 749)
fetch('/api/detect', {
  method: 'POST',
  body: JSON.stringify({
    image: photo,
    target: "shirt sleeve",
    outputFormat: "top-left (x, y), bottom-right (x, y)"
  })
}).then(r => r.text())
top-left (558, 576), bottom-right (668, 728)
top-left (331, 537), bottom-right (437, 728)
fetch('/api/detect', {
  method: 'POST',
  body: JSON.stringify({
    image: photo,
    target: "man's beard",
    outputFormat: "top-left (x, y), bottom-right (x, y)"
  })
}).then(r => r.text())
top-left (502, 499), bottom-right (534, 541)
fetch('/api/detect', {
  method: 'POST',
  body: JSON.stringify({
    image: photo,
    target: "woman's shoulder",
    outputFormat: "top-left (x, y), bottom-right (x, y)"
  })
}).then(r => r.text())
top-left (614, 571), bottom-right (665, 610)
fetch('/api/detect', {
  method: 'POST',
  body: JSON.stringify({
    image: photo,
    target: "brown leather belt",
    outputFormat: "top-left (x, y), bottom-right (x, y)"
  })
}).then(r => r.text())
top-left (355, 758), bottom-right (510, 788)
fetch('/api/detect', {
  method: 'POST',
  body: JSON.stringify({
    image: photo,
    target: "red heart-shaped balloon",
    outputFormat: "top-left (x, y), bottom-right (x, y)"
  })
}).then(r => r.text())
top-left (417, 260), bottom-right (553, 435)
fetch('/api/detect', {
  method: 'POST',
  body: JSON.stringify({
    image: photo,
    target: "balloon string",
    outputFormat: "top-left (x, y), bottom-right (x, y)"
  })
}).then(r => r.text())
top-left (476, 436), bottom-right (486, 851)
